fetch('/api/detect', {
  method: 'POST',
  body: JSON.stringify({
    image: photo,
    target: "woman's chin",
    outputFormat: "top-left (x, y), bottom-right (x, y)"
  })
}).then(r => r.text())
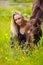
top-left (18, 24), bottom-right (21, 26)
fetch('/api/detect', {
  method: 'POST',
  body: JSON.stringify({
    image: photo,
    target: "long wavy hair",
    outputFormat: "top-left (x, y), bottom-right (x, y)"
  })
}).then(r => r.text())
top-left (10, 11), bottom-right (24, 36)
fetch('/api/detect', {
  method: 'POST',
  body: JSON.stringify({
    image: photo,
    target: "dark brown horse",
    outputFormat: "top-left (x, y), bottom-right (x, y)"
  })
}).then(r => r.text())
top-left (25, 0), bottom-right (43, 48)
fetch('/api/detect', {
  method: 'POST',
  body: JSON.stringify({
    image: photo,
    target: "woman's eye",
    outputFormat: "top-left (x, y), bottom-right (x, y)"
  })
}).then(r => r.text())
top-left (14, 18), bottom-right (21, 21)
top-left (18, 18), bottom-right (21, 19)
top-left (15, 19), bottom-right (17, 21)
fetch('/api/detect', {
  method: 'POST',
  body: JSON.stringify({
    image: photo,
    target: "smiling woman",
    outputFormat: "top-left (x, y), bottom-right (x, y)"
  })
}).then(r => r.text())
top-left (10, 11), bottom-right (28, 48)
top-left (13, 12), bottom-right (24, 26)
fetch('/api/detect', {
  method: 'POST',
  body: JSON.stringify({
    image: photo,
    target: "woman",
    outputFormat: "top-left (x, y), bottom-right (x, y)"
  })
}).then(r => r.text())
top-left (10, 11), bottom-right (30, 48)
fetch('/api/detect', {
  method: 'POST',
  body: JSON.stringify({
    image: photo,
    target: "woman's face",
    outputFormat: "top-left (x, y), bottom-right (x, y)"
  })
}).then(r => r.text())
top-left (14, 14), bottom-right (23, 26)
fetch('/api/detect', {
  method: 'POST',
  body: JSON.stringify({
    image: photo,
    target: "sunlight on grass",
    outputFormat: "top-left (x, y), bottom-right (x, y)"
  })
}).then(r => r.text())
top-left (0, 4), bottom-right (43, 65)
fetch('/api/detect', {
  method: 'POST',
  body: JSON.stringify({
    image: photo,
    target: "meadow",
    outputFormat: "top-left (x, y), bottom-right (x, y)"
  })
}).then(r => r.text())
top-left (0, 3), bottom-right (43, 65)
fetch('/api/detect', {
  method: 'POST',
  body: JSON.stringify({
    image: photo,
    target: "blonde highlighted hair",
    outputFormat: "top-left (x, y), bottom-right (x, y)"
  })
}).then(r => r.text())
top-left (10, 11), bottom-right (23, 37)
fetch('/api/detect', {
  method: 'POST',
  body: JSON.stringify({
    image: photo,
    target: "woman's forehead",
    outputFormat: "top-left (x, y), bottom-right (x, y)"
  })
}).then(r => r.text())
top-left (14, 14), bottom-right (22, 19)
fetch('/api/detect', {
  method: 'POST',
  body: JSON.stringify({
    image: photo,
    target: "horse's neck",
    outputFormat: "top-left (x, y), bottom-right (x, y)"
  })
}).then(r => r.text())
top-left (40, 0), bottom-right (43, 5)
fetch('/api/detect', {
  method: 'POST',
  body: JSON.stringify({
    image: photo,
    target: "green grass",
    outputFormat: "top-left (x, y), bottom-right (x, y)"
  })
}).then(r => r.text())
top-left (11, 0), bottom-right (33, 3)
top-left (0, 5), bottom-right (43, 65)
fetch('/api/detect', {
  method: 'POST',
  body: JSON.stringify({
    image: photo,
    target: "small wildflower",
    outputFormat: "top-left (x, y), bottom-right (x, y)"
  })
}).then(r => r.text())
top-left (20, 56), bottom-right (25, 62)
top-left (5, 33), bottom-right (8, 38)
top-left (5, 57), bottom-right (10, 62)
top-left (0, 48), bottom-right (3, 52)
top-left (14, 61), bottom-right (18, 64)
top-left (16, 48), bottom-right (18, 51)
top-left (5, 57), bottom-right (8, 60)
top-left (27, 61), bottom-right (31, 65)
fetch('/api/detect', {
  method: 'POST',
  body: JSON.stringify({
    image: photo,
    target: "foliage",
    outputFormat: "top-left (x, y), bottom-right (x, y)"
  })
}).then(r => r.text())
top-left (11, 0), bottom-right (33, 3)
top-left (0, 4), bottom-right (43, 65)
